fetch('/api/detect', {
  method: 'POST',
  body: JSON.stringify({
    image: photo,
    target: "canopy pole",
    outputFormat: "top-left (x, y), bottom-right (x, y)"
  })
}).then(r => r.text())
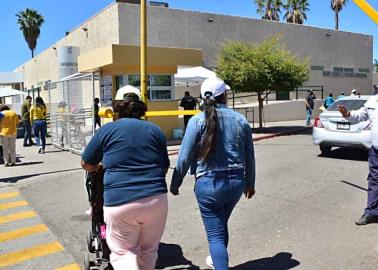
top-left (141, 0), bottom-right (148, 106)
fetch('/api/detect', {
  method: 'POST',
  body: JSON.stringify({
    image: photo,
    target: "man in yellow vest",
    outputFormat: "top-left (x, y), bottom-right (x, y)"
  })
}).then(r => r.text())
top-left (0, 105), bottom-right (19, 166)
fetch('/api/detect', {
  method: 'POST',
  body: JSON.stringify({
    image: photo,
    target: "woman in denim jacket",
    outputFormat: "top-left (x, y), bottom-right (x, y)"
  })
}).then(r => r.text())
top-left (170, 77), bottom-right (256, 270)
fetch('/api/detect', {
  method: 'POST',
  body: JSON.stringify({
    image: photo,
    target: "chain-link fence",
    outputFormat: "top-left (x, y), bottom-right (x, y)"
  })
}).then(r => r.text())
top-left (47, 73), bottom-right (100, 154)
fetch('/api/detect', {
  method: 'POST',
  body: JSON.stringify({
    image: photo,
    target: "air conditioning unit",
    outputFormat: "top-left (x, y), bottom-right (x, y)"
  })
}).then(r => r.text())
top-left (149, 1), bottom-right (168, 7)
top-left (116, 0), bottom-right (141, 4)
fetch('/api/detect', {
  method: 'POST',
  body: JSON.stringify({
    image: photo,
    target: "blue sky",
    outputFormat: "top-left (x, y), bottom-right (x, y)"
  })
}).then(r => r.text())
top-left (0, 0), bottom-right (377, 71)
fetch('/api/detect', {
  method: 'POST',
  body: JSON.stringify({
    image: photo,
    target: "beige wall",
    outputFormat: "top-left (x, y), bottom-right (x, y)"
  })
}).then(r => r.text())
top-left (118, 3), bottom-right (373, 97)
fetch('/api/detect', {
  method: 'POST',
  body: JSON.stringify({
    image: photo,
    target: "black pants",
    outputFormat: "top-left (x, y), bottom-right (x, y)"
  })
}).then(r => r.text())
top-left (95, 116), bottom-right (101, 128)
top-left (184, 115), bottom-right (193, 130)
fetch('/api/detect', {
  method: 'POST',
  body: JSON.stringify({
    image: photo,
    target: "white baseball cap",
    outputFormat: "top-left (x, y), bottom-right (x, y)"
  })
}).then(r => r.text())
top-left (351, 89), bottom-right (357, 94)
top-left (200, 77), bottom-right (230, 99)
top-left (115, 85), bottom-right (141, 101)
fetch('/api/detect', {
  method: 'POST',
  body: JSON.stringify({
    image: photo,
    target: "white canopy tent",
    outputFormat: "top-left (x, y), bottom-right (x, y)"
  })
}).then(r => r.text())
top-left (174, 66), bottom-right (217, 87)
top-left (0, 88), bottom-right (26, 98)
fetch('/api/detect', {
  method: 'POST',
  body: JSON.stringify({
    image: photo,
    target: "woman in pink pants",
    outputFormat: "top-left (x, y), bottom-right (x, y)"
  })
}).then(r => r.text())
top-left (81, 86), bottom-right (169, 270)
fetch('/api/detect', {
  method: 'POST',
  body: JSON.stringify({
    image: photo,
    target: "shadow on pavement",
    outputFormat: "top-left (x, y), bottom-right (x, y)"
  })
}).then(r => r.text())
top-left (252, 126), bottom-right (312, 136)
top-left (232, 252), bottom-right (300, 270)
top-left (156, 243), bottom-right (200, 270)
top-left (318, 148), bottom-right (368, 161)
top-left (0, 168), bottom-right (82, 183)
top-left (13, 161), bottom-right (44, 166)
top-left (341, 180), bottom-right (368, 192)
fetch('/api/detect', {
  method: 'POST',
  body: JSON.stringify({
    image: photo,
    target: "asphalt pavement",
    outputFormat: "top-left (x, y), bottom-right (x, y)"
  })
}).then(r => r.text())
top-left (1, 122), bottom-right (377, 270)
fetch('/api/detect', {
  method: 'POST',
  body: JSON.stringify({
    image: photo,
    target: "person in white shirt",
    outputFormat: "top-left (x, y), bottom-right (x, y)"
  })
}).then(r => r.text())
top-left (339, 95), bottom-right (378, 225)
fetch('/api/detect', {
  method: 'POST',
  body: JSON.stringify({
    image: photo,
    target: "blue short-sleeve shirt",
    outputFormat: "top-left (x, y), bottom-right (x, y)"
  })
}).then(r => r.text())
top-left (82, 118), bottom-right (169, 206)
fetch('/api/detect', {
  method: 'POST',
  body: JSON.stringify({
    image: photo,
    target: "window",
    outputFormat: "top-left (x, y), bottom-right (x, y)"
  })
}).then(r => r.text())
top-left (327, 99), bottom-right (368, 112)
top-left (358, 68), bottom-right (369, 73)
top-left (115, 74), bottom-right (174, 101)
top-left (128, 75), bottom-right (141, 87)
top-left (311, 65), bottom-right (324, 71)
top-left (355, 73), bottom-right (367, 78)
top-left (150, 75), bottom-right (171, 86)
top-left (344, 68), bottom-right (354, 77)
top-left (150, 90), bottom-right (172, 100)
top-left (333, 67), bottom-right (344, 77)
top-left (322, 71), bottom-right (331, 77)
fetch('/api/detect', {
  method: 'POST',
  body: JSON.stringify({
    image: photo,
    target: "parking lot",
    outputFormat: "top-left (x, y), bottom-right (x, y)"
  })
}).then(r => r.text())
top-left (1, 132), bottom-right (377, 270)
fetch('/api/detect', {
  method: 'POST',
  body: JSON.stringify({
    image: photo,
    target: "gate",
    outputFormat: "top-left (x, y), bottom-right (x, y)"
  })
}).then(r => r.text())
top-left (47, 73), bottom-right (100, 154)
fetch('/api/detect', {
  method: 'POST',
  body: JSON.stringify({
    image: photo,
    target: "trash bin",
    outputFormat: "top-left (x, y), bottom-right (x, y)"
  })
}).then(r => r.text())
top-left (172, 128), bottom-right (184, 140)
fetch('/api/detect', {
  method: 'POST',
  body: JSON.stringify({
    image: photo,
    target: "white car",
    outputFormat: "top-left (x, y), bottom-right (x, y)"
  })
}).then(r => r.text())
top-left (312, 95), bottom-right (372, 155)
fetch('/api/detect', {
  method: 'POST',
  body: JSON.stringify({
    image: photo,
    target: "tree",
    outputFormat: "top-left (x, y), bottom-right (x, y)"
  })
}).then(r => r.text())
top-left (283, 0), bottom-right (309, 24)
top-left (374, 59), bottom-right (378, 73)
top-left (331, 0), bottom-right (348, 30)
top-left (255, 0), bottom-right (283, 21)
top-left (217, 36), bottom-right (309, 128)
top-left (16, 8), bottom-right (45, 58)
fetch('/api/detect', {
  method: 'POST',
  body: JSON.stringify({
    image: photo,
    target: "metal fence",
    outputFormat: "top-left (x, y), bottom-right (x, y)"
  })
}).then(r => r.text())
top-left (47, 73), bottom-right (100, 154)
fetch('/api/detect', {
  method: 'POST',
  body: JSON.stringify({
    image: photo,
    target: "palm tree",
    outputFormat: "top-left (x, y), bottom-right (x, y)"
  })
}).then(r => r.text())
top-left (16, 8), bottom-right (45, 58)
top-left (255, 0), bottom-right (283, 21)
top-left (331, 0), bottom-right (348, 30)
top-left (283, 0), bottom-right (310, 24)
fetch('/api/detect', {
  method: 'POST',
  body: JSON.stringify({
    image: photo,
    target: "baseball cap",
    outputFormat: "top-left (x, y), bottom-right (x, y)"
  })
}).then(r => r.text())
top-left (351, 89), bottom-right (357, 94)
top-left (115, 85), bottom-right (141, 101)
top-left (200, 77), bottom-right (230, 99)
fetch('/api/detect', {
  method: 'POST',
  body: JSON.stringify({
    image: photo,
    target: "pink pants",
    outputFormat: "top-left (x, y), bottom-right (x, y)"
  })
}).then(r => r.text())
top-left (104, 193), bottom-right (168, 270)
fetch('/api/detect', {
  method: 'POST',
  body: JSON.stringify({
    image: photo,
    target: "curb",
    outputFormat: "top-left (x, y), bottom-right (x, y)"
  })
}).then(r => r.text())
top-left (168, 126), bottom-right (311, 156)
top-left (253, 126), bottom-right (311, 142)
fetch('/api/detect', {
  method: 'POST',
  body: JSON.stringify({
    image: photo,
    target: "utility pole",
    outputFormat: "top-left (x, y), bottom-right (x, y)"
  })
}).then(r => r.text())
top-left (140, 0), bottom-right (148, 104)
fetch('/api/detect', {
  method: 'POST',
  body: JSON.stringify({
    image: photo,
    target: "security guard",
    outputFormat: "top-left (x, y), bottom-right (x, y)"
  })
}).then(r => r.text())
top-left (180, 91), bottom-right (197, 130)
top-left (339, 95), bottom-right (378, 225)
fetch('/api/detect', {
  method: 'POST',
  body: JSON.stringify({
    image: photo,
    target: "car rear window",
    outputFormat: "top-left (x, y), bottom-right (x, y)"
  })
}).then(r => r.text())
top-left (327, 99), bottom-right (368, 111)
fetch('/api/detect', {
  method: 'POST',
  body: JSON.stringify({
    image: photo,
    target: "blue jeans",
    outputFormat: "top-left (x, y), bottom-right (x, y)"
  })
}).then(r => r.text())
top-left (23, 120), bottom-right (33, 145)
top-left (194, 170), bottom-right (245, 270)
top-left (306, 108), bottom-right (313, 125)
top-left (33, 120), bottom-right (46, 149)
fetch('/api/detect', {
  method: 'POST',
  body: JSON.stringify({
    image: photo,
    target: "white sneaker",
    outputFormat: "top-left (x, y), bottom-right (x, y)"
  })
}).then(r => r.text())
top-left (206, 255), bottom-right (214, 269)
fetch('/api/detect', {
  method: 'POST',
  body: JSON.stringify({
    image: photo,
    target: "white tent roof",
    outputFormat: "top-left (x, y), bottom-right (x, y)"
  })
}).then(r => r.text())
top-left (175, 66), bottom-right (217, 86)
top-left (0, 88), bottom-right (27, 98)
top-left (0, 72), bottom-right (23, 85)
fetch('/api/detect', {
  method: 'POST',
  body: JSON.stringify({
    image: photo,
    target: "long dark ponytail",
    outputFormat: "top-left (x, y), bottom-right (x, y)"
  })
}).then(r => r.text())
top-left (198, 97), bottom-right (218, 163)
top-left (35, 97), bottom-right (46, 109)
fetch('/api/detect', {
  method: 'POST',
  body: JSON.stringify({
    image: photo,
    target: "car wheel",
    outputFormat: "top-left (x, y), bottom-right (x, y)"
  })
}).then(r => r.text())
top-left (320, 144), bottom-right (332, 155)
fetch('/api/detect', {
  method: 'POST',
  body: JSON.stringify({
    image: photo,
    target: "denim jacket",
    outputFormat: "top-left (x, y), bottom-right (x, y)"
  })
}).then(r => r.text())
top-left (171, 104), bottom-right (256, 191)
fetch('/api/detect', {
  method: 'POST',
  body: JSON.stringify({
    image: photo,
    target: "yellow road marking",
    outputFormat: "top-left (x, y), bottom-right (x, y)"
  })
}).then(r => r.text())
top-left (0, 211), bottom-right (37, 224)
top-left (353, 0), bottom-right (378, 24)
top-left (0, 241), bottom-right (64, 268)
top-left (0, 191), bottom-right (20, 200)
top-left (55, 263), bottom-right (81, 270)
top-left (0, 224), bottom-right (48, 243)
top-left (0, 200), bottom-right (28, 211)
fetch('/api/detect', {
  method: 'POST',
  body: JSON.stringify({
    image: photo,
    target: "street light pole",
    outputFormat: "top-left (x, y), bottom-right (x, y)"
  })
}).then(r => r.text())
top-left (141, 0), bottom-right (148, 105)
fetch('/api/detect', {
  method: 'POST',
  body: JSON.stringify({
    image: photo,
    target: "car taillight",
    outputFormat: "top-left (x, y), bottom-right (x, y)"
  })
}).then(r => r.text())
top-left (314, 116), bottom-right (324, 128)
top-left (364, 122), bottom-right (372, 130)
